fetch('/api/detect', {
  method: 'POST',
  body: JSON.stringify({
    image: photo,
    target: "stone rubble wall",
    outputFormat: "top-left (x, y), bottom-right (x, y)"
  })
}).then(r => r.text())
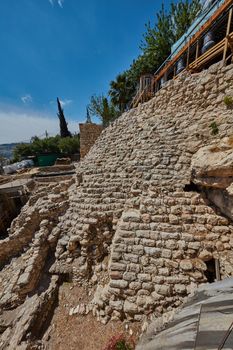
top-left (79, 123), bottom-right (103, 159)
top-left (0, 179), bottom-right (73, 311)
top-left (54, 63), bottom-right (233, 322)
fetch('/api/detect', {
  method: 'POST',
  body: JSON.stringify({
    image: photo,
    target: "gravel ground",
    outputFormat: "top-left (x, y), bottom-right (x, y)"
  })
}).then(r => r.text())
top-left (47, 283), bottom-right (141, 350)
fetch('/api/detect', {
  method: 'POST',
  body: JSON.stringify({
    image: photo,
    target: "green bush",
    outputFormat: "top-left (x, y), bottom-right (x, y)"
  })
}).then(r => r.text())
top-left (209, 122), bottom-right (219, 136)
top-left (103, 334), bottom-right (135, 350)
top-left (223, 95), bottom-right (233, 107)
top-left (58, 136), bottom-right (80, 155)
top-left (13, 135), bottom-right (80, 162)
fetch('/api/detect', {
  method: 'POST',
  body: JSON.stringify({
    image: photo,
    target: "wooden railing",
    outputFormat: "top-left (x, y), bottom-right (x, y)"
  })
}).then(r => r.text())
top-left (189, 30), bottom-right (233, 71)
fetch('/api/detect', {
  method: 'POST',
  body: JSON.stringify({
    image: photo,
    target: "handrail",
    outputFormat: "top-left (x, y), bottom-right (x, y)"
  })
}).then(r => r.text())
top-left (131, 85), bottom-right (153, 108)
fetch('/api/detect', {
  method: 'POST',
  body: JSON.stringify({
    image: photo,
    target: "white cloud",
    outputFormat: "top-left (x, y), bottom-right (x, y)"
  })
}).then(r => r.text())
top-left (58, 0), bottom-right (64, 8)
top-left (0, 110), bottom-right (77, 144)
top-left (60, 99), bottom-right (72, 107)
top-left (21, 94), bottom-right (32, 104)
top-left (49, 0), bottom-right (64, 8)
top-left (49, 98), bottom-right (73, 107)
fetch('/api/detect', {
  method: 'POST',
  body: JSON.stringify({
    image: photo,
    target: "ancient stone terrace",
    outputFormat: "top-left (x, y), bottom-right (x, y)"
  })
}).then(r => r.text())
top-left (52, 63), bottom-right (233, 322)
top-left (1, 62), bottom-right (233, 348)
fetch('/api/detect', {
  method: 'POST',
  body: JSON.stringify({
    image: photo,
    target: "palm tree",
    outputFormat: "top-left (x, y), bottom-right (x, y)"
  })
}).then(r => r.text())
top-left (109, 73), bottom-right (134, 113)
top-left (88, 95), bottom-right (119, 127)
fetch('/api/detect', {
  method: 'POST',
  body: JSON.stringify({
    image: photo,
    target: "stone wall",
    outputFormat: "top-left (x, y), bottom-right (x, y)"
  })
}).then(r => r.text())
top-left (1, 63), bottom-right (233, 348)
top-left (79, 123), bottom-right (103, 159)
top-left (55, 63), bottom-right (233, 322)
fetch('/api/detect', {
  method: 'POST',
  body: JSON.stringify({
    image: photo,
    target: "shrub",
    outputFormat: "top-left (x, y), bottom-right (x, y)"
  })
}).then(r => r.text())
top-left (58, 135), bottom-right (80, 155)
top-left (13, 135), bottom-right (80, 162)
top-left (103, 334), bottom-right (135, 350)
top-left (209, 121), bottom-right (219, 135)
top-left (223, 95), bottom-right (233, 107)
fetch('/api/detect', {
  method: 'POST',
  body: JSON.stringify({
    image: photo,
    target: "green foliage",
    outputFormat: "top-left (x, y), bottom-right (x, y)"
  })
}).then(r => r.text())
top-left (58, 135), bottom-right (80, 154)
top-left (104, 334), bottom-right (135, 350)
top-left (0, 154), bottom-right (5, 167)
top-left (223, 95), bottom-right (233, 107)
top-left (115, 340), bottom-right (132, 350)
top-left (109, 72), bottom-right (135, 112)
top-left (141, 4), bottom-right (174, 71)
top-left (13, 135), bottom-right (80, 162)
top-left (88, 95), bottom-right (119, 127)
top-left (13, 143), bottom-right (35, 162)
top-left (209, 121), bottom-right (219, 135)
top-left (31, 135), bottom-right (61, 154)
top-left (108, 0), bottom-right (201, 113)
top-left (171, 0), bottom-right (201, 41)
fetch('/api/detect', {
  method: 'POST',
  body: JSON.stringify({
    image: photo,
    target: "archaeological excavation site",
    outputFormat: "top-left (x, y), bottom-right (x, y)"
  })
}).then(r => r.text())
top-left (1, 61), bottom-right (233, 349)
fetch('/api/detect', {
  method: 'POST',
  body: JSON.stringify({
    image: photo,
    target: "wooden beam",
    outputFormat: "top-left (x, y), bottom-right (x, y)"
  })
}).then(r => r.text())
top-left (189, 31), bottom-right (233, 71)
top-left (186, 40), bottom-right (190, 67)
top-left (228, 36), bottom-right (233, 50)
top-left (195, 39), bottom-right (199, 61)
top-left (223, 7), bottom-right (233, 63)
top-left (215, 259), bottom-right (221, 281)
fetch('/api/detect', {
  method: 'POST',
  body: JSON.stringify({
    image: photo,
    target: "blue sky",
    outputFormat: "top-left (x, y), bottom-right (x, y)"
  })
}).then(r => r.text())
top-left (0, 0), bottom-right (172, 143)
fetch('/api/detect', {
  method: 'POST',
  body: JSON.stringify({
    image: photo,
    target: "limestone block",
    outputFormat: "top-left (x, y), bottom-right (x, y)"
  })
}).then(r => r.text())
top-left (122, 210), bottom-right (141, 223)
top-left (110, 271), bottom-right (123, 280)
top-left (123, 272), bottom-right (136, 282)
top-left (109, 300), bottom-right (123, 311)
top-left (198, 250), bottom-right (212, 261)
top-left (154, 284), bottom-right (171, 296)
top-left (138, 273), bottom-right (151, 282)
top-left (110, 280), bottom-right (128, 289)
top-left (17, 272), bottom-right (30, 286)
top-left (174, 284), bottom-right (186, 294)
top-left (144, 247), bottom-right (160, 257)
top-left (123, 300), bottom-right (138, 314)
top-left (180, 259), bottom-right (193, 271)
top-left (110, 262), bottom-right (127, 271)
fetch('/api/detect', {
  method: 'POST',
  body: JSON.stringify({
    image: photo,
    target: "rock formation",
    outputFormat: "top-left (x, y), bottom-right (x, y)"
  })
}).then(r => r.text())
top-left (191, 136), bottom-right (233, 220)
top-left (1, 62), bottom-right (233, 348)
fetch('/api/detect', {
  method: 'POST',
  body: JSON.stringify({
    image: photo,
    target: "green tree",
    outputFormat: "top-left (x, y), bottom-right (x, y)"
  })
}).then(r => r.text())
top-left (86, 106), bottom-right (92, 123)
top-left (88, 95), bottom-right (119, 127)
top-left (30, 135), bottom-right (60, 155)
top-left (57, 97), bottom-right (72, 138)
top-left (58, 135), bottom-right (80, 154)
top-left (109, 72), bottom-right (135, 113)
top-left (0, 154), bottom-right (5, 168)
top-left (13, 143), bottom-right (35, 162)
top-left (13, 135), bottom-right (81, 162)
top-left (171, 0), bottom-right (201, 41)
top-left (95, 0), bottom-right (201, 116)
top-left (141, 4), bottom-right (174, 70)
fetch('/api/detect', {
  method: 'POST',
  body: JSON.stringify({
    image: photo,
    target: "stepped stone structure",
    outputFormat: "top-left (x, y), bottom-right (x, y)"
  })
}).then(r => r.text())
top-left (1, 62), bottom-right (233, 348)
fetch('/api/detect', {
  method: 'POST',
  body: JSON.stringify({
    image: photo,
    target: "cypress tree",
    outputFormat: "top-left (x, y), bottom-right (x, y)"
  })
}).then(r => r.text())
top-left (57, 97), bottom-right (72, 138)
top-left (86, 106), bottom-right (92, 123)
